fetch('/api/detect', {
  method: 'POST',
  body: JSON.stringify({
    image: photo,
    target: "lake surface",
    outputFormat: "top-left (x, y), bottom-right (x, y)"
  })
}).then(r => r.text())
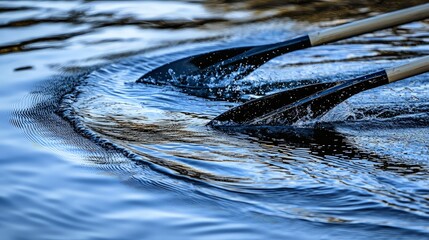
top-left (1, 1), bottom-right (429, 239)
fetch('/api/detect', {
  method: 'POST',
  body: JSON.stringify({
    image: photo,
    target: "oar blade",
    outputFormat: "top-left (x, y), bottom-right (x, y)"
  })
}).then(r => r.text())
top-left (137, 36), bottom-right (312, 85)
top-left (210, 71), bottom-right (389, 126)
top-left (209, 81), bottom-right (338, 126)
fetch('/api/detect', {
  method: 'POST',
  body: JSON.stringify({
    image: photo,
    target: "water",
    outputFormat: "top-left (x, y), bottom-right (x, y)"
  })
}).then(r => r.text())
top-left (1, 1), bottom-right (429, 239)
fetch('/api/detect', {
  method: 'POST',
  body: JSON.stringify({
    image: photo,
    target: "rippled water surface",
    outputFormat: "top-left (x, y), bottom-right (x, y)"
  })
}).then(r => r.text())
top-left (2, 1), bottom-right (429, 239)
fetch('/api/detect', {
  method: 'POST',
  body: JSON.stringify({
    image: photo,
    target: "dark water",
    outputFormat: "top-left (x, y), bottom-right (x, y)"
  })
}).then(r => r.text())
top-left (1, 1), bottom-right (429, 239)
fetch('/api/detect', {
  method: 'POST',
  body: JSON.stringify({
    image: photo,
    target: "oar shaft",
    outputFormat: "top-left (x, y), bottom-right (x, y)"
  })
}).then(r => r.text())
top-left (386, 56), bottom-right (429, 83)
top-left (308, 3), bottom-right (429, 46)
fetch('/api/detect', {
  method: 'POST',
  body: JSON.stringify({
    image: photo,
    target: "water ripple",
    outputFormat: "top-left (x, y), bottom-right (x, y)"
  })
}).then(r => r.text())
top-left (8, 1), bottom-right (429, 239)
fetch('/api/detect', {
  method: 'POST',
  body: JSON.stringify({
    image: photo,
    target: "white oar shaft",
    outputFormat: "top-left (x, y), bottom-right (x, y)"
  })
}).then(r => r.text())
top-left (386, 56), bottom-right (429, 83)
top-left (309, 3), bottom-right (429, 46)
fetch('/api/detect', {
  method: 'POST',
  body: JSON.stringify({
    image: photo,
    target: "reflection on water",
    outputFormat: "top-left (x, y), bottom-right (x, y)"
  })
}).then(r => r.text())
top-left (207, 0), bottom-right (429, 22)
top-left (3, 1), bottom-right (429, 239)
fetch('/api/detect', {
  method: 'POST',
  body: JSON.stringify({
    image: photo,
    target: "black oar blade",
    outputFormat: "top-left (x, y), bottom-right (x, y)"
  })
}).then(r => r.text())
top-left (209, 82), bottom-right (338, 126)
top-left (137, 46), bottom-right (254, 84)
top-left (210, 70), bottom-right (389, 126)
top-left (248, 71), bottom-right (389, 125)
top-left (137, 36), bottom-right (312, 85)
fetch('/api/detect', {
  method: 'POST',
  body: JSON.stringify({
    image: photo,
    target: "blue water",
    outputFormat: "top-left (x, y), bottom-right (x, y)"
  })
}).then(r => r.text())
top-left (1, 1), bottom-right (429, 239)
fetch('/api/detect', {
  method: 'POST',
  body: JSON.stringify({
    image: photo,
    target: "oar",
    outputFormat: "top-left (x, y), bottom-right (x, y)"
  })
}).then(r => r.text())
top-left (209, 56), bottom-right (429, 126)
top-left (137, 3), bottom-right (429, 85)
